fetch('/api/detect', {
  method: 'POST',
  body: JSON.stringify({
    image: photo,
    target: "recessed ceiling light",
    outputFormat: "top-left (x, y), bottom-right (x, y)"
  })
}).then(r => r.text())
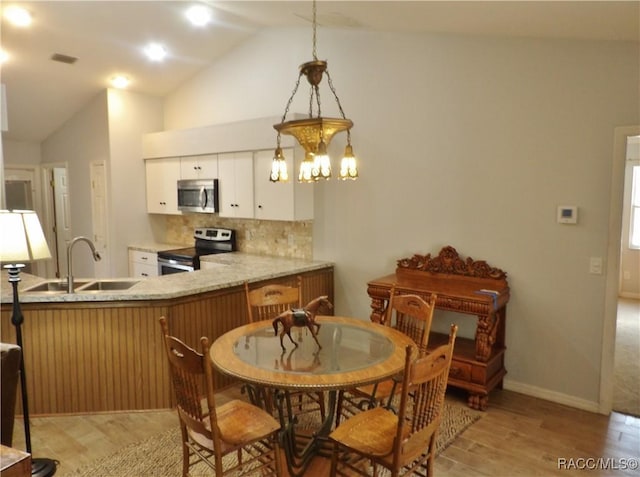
top-left (144, 43), bottom-right (167, 62)
top-left (4, 6), bottom-right (32, 27)
top-left (185, 5), bottom-right (212, 27)
top-left (111, 76), bottom-right (130, 89)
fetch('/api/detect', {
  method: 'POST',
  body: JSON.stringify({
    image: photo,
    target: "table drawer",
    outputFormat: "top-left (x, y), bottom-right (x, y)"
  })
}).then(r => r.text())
top-left (448, 360), bottom-right (471, 382)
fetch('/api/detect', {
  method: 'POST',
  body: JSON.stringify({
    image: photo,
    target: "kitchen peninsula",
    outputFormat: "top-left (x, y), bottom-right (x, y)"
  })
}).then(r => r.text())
top-left (0, 253), bottom-right (333, 415)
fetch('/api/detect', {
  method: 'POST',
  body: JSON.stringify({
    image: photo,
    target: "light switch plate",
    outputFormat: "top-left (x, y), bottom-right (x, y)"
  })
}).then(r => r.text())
top-left (557, 206), bottom-right (578, 224)
top-left (589, 257), bottom-right (603, 275)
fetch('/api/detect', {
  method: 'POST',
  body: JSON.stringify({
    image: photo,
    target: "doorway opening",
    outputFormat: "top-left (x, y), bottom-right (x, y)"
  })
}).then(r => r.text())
top-left (4, 165), bottom-right (41, 275)
top-left (612, 135), bottom-right (640, 417)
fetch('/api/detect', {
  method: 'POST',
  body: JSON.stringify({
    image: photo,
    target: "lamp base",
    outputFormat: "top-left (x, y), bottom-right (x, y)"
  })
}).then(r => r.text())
top-left (32, 457), bottom-right (57, 477)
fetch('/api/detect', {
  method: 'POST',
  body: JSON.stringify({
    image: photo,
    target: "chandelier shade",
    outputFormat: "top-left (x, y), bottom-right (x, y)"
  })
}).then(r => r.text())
top-left (271, 0), bottom-right (359, 183)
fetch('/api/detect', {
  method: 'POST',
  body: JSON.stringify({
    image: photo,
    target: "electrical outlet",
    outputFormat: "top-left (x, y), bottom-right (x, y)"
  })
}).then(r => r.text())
top-left (288, 234), bottom-right (295, 246)
top-left (589, 257), bottom-right (603, 275)
top-left (623, 270), bottom-right (631, 280)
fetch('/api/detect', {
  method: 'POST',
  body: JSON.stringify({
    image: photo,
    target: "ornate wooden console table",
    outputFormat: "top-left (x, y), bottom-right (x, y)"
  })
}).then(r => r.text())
top-left (367, 246), bottom-right (510, 410)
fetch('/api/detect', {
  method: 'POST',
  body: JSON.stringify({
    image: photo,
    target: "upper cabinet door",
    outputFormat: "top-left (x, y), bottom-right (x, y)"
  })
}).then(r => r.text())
top-left (180, 154), bottom-right (218, 180)
top-left (218, 152), bottom-right (254, 219)
top-left (254, 149), bottom-right (295, 221)
top-left (253, 148), bottom-right (314, 221)
top-left (145, 158), bottom-right (181, 215)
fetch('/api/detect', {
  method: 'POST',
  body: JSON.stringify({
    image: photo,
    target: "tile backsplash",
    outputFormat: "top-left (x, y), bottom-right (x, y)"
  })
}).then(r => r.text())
top-left (160, 215), bottom-right (313, 260)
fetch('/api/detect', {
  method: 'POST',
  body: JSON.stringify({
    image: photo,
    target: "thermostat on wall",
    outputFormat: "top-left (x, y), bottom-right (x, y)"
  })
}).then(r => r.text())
top-left (557, 206), bottom-right (578, 224)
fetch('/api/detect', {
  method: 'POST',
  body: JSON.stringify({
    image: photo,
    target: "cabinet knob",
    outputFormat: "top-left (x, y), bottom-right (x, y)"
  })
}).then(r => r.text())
top-left (258, 205), bottom-right (263, 209)
top-left (142, 273), bottom-right (148, 277)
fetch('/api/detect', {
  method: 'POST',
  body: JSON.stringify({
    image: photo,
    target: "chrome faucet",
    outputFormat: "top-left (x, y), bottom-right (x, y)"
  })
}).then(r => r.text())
top-left (67, 236), bottom-right (101, 293)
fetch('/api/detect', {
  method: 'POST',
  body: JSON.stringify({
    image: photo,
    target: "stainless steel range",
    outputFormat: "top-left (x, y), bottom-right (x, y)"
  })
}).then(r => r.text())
top-left (157, 228), bottom-right (236, 275)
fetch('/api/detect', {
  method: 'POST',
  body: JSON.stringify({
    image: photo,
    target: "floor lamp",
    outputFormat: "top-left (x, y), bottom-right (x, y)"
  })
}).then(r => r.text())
top-left (0, 210), bottom-right (57, 477)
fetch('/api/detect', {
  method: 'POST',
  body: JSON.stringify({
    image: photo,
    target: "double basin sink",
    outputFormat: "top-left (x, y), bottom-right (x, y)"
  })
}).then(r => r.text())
top-left (23, 279), bottom-right (140, 294)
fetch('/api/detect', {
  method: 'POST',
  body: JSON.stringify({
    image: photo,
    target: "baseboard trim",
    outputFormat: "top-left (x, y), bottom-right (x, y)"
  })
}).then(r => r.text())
top-left (503, 379), bottom-right (601, 414)
top-left (619, 292), bottom-right (640, 299)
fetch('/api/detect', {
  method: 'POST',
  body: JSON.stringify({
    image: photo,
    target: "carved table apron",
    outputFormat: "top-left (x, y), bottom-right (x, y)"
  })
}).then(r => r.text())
top-left (366, 246), bottom-right (510, 410)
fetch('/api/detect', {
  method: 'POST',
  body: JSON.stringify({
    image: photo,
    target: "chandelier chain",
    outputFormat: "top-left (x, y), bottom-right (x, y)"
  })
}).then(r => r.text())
top-left (325, 70), bottom-right (347, 120)
top-left (315, 85), bottom-right (322, 118)
top-left (280, 72), bottom-right (304, 125)
top-left (312, 0), bottom-right (318, 60)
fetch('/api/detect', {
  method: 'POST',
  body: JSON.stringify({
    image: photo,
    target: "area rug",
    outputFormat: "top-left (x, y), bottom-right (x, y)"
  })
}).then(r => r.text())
top-left (65, 399), bottom-right (482, 477)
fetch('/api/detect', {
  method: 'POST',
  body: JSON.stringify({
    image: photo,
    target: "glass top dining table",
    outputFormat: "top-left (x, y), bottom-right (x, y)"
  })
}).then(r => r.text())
top-left (210, 315), bottom-right (416, 476)
top-left (210, 315), bottom-right (416, 392)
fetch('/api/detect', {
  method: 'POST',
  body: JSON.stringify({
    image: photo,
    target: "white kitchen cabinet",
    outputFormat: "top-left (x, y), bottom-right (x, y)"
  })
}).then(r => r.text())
top-left (180, 154), bottom-right (218, 180)
top-left (128, 249), bottom-right (158, 278)
top-left (145, 158), bottom-right (181, 214)
top-left (218, 152), bottom-right (254, 219)
top-left (253, 148), bottom-right (314, 221)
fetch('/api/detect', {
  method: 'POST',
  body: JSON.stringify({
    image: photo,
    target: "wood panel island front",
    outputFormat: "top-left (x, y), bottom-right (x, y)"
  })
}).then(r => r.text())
top-left (0, 253), bottom-right (333, 415)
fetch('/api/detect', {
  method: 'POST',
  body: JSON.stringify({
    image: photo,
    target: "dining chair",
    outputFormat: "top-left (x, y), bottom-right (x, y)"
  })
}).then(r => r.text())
top-left (158, 317), bottom-right (283, 477)
top-left (336, 285), bottom-right (437, 424)
top-left (245, 276), bottom-right (303, 323)
top-left (244, 277), bottom-right (326, 420)
top-left (329, 324), bottom-right (458, 477)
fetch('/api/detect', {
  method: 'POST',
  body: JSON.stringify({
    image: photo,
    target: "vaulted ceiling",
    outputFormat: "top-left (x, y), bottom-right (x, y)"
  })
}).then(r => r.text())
top-left (2, 1), bottom-right (638, 144)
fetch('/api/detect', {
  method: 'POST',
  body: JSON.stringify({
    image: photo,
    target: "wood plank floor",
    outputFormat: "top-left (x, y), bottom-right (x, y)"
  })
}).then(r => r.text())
top-left (10, 387), bottom-right (640, 477)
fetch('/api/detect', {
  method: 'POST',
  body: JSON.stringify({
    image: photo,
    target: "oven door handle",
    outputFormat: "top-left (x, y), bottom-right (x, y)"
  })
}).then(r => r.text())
top-left (157, 257), bottom-right (195, 274)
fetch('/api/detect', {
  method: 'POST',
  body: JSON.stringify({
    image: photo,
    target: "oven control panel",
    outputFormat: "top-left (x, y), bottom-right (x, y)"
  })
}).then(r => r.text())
top-left (194, 227), bottom-right (233, 241)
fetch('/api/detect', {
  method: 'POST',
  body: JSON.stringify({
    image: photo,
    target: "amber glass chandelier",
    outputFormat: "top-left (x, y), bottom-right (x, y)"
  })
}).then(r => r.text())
top-left (271, 0), bottom-right (359, 183)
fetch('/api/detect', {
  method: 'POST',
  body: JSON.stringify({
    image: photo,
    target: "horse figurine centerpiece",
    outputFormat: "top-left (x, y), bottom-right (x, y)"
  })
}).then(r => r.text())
top-left (272, 295), bottom-right (333, 350)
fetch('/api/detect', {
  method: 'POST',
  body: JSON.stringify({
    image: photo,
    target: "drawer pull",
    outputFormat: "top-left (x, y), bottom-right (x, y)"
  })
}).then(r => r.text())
top-left (450, 367), bottom-right (463, 377)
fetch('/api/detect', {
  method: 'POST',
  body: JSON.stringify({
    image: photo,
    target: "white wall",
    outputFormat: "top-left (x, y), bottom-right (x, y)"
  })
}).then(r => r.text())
top-left (4, 91), bottom-right (162, 279)
top-left (107, 89), bottom-right (163, 276)
top-left (41, 91), bottom-right (110, 278)
top-left (164, 28), bottom-right (639, 410)
top-left (3, 139), bottom-right (42, 165)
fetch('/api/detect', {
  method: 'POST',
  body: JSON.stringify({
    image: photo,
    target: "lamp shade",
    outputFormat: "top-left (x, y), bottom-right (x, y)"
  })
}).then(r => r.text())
top-left (0, 210), bottom-right (51, 263)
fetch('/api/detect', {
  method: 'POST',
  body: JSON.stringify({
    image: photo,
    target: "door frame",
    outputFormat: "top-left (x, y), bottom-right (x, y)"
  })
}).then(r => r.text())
top-left (600, 125), bottom-right (640, 414)
top-left (4, 164), bottom-right (46, 276)
top-left (41, 162), bottom-right (70, 278)
top-left (90, 160), bottom-right (110, 278)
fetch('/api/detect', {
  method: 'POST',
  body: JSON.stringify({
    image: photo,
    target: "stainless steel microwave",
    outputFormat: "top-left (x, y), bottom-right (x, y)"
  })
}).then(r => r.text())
top-left (177, 179), bottom-right (219, 213)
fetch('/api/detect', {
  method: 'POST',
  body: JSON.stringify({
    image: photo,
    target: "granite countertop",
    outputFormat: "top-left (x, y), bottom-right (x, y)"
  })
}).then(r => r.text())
top-left (1, 253), bottom-right (333, 304)
top-left (128, 242), bottom-right (189, 253)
